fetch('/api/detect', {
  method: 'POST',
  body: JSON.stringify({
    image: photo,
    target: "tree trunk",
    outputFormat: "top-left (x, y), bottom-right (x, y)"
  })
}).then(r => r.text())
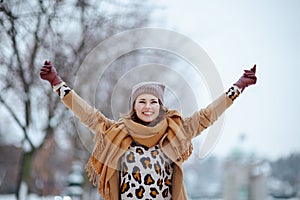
top-left (16, 151), bottom-right (34, 200)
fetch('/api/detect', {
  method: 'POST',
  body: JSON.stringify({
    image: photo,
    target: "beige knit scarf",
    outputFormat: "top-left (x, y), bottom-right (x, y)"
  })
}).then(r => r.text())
top-left (85, 110), bottom-right (193, 199)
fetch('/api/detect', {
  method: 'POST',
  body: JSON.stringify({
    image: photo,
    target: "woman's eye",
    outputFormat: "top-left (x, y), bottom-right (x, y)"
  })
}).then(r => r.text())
top-left (151, 100), bottom-right (158, 104)
top-left (138, 100), bottom-right (145, 104)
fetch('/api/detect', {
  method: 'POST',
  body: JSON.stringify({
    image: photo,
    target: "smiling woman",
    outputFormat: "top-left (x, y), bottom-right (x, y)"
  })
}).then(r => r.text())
top-left (40, 60), bottom-right (256, 200)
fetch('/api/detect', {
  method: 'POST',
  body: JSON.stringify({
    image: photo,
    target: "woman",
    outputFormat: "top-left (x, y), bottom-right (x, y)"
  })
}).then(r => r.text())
top-left (40, 60), bottom-right (257, 200)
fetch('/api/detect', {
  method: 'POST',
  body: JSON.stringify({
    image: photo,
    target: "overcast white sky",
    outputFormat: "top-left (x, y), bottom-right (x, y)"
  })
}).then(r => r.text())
top-left (151, 0), bottom-right (300, 160)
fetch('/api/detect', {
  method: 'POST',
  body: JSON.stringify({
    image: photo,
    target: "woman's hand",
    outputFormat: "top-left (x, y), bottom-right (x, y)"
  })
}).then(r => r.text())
top-left (234, 65), bottom-right (257, 92)
top-left (40, 60), bottom-right (62, 86)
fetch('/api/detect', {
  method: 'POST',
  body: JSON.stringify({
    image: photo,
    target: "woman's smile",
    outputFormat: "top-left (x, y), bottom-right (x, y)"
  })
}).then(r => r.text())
top-left (142, 111), bottom-right (154, 115)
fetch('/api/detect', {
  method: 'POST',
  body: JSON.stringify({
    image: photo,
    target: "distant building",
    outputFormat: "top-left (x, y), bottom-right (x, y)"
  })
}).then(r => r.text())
top-left (223, 149), bottom-right (271, 200)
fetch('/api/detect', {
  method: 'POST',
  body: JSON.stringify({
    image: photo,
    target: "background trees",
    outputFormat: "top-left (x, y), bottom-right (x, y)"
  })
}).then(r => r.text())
top-left (0, 0), bottom-right (153, 198)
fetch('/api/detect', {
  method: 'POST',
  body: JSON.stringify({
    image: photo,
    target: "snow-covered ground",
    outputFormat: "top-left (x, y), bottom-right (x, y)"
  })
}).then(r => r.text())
top-left (0, 194), bottom-right (72, 200)
top-left (0, 194), bottom-right (77, 200)
top-left (0, 182), bottom-right (75, 200)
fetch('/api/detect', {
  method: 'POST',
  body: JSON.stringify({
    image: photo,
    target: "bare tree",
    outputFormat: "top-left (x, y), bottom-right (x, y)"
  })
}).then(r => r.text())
top-left (0, 0), bottom-right (153, 198)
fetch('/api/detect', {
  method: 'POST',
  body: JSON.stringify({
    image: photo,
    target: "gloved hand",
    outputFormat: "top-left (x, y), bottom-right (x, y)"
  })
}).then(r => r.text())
top-left (40, 60), bottom-right (62, 86)
top-left (234, 65), bottom-right (257, 92)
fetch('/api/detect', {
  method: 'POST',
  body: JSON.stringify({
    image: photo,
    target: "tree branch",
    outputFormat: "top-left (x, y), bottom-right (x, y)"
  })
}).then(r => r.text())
top-left (0, 95), bottom-right (35, 150)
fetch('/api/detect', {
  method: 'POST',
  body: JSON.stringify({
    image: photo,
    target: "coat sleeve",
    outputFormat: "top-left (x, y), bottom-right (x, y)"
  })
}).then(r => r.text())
top-left (183, 93), bottom-right (233, 139)
top-left (61, 90), bottom-right (115, 134)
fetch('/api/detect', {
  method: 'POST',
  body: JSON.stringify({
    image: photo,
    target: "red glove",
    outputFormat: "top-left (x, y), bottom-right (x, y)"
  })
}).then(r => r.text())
top-left (40, 60), bottom-right (62, 86)
top-left (234, 65), bottom-right (257, 92)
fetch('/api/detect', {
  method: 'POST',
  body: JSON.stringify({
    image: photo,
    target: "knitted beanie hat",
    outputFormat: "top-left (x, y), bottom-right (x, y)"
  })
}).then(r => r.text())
top-left (130, 82), bottom-right (165, 108)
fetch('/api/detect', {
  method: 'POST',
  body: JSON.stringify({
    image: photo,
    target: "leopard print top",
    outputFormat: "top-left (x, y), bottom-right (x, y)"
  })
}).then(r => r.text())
top-left (119, 142), bottom-right (173, 199)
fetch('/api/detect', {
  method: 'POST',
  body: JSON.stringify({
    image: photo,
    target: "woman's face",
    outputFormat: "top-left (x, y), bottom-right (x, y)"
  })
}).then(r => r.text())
top-left (134, 94), bottom-right (160, 123)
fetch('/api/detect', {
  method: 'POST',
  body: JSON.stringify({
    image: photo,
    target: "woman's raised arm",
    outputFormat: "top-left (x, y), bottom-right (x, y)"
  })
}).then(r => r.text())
top-left (183, 65), bottom-right (257, 138)
top-left (40, 60), bottom-right (115, 134)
